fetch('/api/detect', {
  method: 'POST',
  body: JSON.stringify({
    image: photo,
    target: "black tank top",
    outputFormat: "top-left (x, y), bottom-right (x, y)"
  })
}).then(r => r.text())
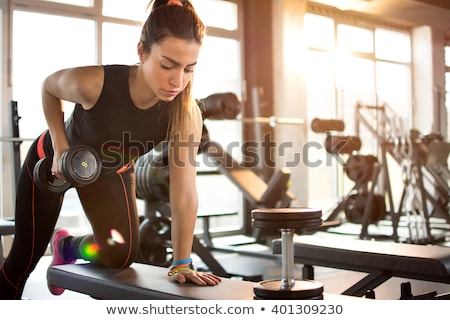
top-left (65, 65), bottom-right (170, 170)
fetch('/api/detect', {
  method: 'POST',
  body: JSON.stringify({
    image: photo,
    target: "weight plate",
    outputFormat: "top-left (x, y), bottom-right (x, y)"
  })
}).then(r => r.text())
top-left (33, 157), bottom-right (70, 193)
top-left (61, 145), bottom-right (101, 186)
top-left (137, 217), bottom-right (173, 267)
top-left (254, 279), bottom-right (324, 300)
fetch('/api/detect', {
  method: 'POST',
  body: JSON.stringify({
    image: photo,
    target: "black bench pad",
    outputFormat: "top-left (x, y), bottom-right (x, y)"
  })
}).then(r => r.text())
top-left (48, 262), bottom-right (356, 300)
top-left (48, 263), bottom-right (254, 300)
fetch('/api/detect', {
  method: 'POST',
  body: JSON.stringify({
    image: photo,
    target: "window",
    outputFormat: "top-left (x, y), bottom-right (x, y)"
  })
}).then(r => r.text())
top-left (192, 0), bottom-right (238, 31)
top-left (102, 23), bottom-right (142, 65)
top-left (102, 0), bottom-right (149, 21)
top-left (337, 24), bottom-right (373, 54)
top-left (13, 11), bottom-right (96, 140)
top-left (375, 28), bottom-right (411, 63)
top-left (305, 14), bottom-right (334, 50)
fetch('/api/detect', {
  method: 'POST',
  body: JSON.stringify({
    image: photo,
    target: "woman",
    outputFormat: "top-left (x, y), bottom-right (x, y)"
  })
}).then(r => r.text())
top-left (0, 0), bottom-right (221, 300)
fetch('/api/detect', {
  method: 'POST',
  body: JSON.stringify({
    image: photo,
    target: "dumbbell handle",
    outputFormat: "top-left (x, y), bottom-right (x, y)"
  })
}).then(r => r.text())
top-left (280, 229), bottom-right (295, 290)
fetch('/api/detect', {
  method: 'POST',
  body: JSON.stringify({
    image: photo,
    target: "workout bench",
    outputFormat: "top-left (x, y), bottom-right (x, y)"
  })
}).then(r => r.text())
top-left (47, 262), bottom-right (356, 300)
top-left (272, 234), bottom-right (450, 298)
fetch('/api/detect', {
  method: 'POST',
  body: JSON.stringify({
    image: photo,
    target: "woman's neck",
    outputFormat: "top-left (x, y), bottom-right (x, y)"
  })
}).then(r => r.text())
top-left (129, 65), bottom-right (160, 110)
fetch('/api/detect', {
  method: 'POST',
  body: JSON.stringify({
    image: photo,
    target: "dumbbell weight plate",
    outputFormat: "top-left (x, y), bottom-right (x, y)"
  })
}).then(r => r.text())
top-left (344, 193), bottom-right (387, 224)
top-left (33, 157), bottom-right (71, 193)
top-left (61, 146), bottom-right (101, 186)
top-left (137, 217), bottom-right (173, 267)
top-left (251, 208), bottom-right (322, 230)
top-left (254, 279), bottom-right (324, 300)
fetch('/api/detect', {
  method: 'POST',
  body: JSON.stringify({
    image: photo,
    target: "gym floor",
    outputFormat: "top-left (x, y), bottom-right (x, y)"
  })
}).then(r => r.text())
top-left (21, 225), bottom-right (450, 300)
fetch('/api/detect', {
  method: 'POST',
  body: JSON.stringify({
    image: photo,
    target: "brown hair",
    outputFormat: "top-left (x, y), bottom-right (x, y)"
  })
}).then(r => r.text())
top-left (141, 0), bottom-right (205, 140)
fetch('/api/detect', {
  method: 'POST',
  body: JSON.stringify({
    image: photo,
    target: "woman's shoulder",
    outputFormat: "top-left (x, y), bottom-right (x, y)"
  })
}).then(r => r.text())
top-left (102, 64), bottom-right (132, 73)
top-left (101, 64), bottom-right (134, 82)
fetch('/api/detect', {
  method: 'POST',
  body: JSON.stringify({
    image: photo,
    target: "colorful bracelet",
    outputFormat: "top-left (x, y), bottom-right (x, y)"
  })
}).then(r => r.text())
top-left (168, 262), bottom-right (194, 277)
top-left (168, 267), bottom-right (194, 277)
top-left (171, 257), bottom-right (193, 267)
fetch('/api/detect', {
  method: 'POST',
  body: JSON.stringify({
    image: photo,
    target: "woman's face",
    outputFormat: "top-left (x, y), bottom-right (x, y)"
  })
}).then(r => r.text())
top-left (139, 36), bottom-right (200, 102)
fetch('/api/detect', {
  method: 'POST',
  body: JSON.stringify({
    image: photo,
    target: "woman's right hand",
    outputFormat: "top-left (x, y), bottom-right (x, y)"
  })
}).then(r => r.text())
top-left (50, 147), bottom-right (68, 181)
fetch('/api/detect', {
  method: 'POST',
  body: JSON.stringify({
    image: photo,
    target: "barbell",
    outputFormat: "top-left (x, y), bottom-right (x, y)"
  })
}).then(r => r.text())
top-left (0, 137), bottom-right (34, 142)
top-left (241, 116), bottom-right (304, 128)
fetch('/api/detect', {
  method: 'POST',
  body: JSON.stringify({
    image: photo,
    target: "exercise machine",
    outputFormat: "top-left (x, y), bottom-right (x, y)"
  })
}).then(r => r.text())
top-left (355, 102), bottom-right (449, 243)
top-left (311, 117), bottom-right (387, 240)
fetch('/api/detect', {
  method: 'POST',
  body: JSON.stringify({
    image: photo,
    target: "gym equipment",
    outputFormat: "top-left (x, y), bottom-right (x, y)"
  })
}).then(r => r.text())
top-left (273, 234), bottom-right (450, 299)
top-left (311, 118), bottom-right (387, 239)
top-left (137, 216), bottom-right (172, 267)
top-left (135, 145), bottom-right (169, 202)
top-left (355, 102), bottom-right (449, 244)
top-left (311, 117), bottom-right (345, 133)
top-left (325, 133), bottom-right (362, 155)
top-left (0, 137), bottom-right (34, 142)
top-left (251, 208), bottom-right (324, 300)
top-left (199, 92), bottom-right (242, 120)
top-left (47, 262), bottom-right (351, 300)
top-left (33, 145), bottom-right (102, 193)
top-left (242, 116), bottom-right (304, 127)
top-left (344, 193), bottom-right (386, 224)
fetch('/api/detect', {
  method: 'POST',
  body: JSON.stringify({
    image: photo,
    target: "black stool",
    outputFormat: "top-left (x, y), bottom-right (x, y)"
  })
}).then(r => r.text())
top-left (251, 207), bottom-right (323, 300)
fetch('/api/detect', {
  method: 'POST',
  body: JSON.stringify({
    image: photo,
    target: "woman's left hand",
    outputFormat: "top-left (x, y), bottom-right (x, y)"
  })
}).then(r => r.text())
top-left (171, 269), bottom-right (222, 286)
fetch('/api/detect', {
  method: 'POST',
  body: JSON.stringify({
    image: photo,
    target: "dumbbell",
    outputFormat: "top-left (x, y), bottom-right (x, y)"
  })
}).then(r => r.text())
top-left (251, 207), bottom-right (323, 300)
top-left (33, 145), bottom-right (102, 193)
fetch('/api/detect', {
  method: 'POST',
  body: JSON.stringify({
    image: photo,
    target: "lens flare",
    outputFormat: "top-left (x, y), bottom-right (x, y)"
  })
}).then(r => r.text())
top-left (107, 228), bottom-right (125, 246)
top-left (82, 243), bottom-right (99, 259)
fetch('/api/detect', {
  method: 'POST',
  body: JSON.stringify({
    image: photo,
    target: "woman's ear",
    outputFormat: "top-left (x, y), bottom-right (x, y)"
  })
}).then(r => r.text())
top-left (137, 42), bottom-right (146, 63)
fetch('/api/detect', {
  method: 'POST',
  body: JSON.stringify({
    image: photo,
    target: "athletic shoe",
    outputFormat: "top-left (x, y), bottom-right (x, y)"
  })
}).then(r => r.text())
top-left (47, 228), bottom-right (76, 295)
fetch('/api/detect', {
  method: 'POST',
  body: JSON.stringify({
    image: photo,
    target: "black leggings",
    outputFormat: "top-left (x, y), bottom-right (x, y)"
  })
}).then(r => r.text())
top-left (0, 133), bottom-right (140, 299)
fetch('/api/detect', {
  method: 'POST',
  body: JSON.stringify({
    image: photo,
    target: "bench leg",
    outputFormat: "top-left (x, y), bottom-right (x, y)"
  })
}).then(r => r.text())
top-left (302, 264), bottom-right (314, 280)
top-left (192, 235), bottom-right (229, 277)
top-left (341, 270), bottom-right (391, 297)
